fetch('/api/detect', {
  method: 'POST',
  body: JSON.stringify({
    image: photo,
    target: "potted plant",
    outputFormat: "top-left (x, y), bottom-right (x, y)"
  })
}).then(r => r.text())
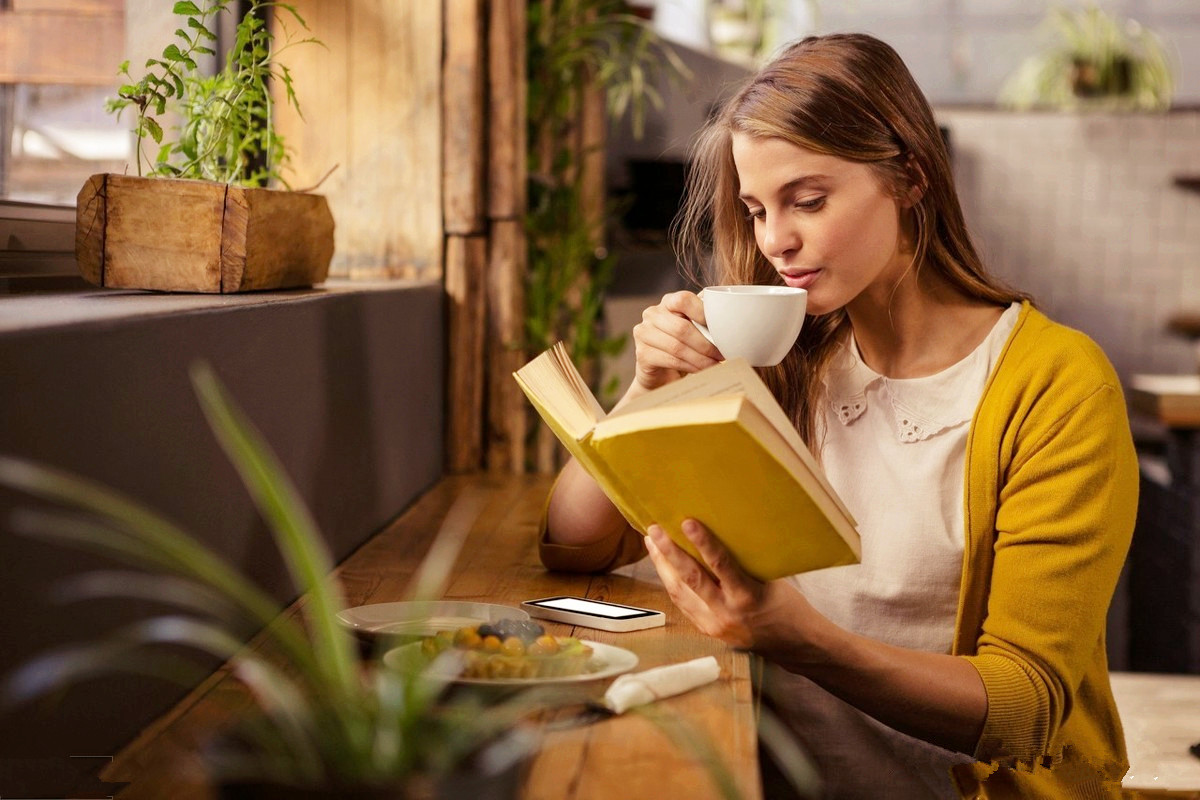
top-left (0, 366), bottom-right (554, 798)
top-left (76, 0), bottom-right (335, 293)
top-left (999, 4), bottom-right (1174, 112)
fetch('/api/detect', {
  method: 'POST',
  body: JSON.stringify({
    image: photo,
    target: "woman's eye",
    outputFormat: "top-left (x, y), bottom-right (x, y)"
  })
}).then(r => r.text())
top-left (744, 208), bottom-right (765, 221)
top-left (795, 196), bottom-right (825, 211)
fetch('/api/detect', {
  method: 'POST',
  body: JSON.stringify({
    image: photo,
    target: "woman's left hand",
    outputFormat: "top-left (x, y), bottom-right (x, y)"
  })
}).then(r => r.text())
top-left (645, 518), bottom-right (809, 652)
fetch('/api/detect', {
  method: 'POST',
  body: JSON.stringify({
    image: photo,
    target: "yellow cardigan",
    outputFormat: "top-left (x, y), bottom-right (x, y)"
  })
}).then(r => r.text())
top-left (539, 302), bottom-right (1138, 798)
top-left (950, 302), bottom-right (1136, 798)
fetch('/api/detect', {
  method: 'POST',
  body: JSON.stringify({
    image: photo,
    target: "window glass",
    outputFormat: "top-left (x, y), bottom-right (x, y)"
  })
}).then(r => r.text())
top-left (0, 1), bottom-right (212, 205)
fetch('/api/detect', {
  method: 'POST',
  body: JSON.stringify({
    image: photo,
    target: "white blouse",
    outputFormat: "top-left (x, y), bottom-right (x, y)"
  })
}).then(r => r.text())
top-left (791, 302), bottom-right (1020, 653)
top-left (767, 304), bottom-right (1021, 800)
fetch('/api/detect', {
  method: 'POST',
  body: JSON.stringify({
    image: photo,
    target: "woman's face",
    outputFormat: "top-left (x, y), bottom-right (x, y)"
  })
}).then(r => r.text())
top-left (731, 132), bottom-right (912, 316)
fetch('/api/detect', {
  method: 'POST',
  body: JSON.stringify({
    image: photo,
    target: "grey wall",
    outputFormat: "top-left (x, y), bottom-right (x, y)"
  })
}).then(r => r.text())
top-left (817, 0), bottom-right (1200, 107)
top-left (650, 0), bottom-right (1200, 106)
top-left (0, 283), bottom-right (445, 759)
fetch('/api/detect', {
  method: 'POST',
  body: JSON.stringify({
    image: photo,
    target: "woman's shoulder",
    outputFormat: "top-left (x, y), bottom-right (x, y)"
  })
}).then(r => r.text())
top-left (997, 303), bottom-right (1121, 391)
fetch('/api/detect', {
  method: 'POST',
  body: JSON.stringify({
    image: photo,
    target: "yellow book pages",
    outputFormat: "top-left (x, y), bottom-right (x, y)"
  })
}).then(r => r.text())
top-left (592, 393), bottom-right (860, 581)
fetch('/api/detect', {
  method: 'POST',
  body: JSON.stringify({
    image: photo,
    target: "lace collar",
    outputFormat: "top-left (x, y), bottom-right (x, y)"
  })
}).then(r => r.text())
top-left (823, 305), bottom-right (1019, 443)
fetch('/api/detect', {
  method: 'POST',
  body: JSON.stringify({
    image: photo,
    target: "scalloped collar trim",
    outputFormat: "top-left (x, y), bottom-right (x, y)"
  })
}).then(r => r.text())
top-left (825, 304), bottom-right (1020, 443)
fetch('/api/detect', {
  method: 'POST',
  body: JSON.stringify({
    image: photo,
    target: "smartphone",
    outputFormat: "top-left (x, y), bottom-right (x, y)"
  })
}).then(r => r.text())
top-left (521, 595), bottom-right (666, 632)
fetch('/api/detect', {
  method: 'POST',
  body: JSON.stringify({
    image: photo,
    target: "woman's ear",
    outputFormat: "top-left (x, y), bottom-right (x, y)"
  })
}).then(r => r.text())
top-left (901, 156), bottom-right (927, 208)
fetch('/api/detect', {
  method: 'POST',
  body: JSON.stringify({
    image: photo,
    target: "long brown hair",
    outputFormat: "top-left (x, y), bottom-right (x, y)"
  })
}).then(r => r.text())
top-left (671, 33), bottom-right (1026, 447)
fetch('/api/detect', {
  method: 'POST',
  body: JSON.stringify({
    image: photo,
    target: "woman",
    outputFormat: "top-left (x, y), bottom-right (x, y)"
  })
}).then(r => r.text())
top-left (540, 34), bottom-right (1136, 799)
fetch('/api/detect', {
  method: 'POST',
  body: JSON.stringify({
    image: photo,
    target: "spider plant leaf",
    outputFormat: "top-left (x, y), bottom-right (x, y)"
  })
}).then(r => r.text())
top-left (50, 570), bottom-right (244, 623)
top-left (4, 643), bottom-right (214, 708)
top-left (757, 703), bottom-right (823, 798)
top-left (226, 658), bottom-right (323, 782)
top-left (188, 362), bottom-right (358, 698)
top-left (4, 487), bottom-right (324, 685)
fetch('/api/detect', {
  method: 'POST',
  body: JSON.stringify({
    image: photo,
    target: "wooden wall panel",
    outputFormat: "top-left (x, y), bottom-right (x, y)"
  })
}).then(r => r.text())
top-left (11, 0), bottom-right (121, 9)
top-left (443, 0), bottom-right (485, 235)
top-left (274, 1), bottom-right (533, 473)
top-left (0, 9), bottom-right (124, 84)
top-left (274, 1), bottom-right (443, 280)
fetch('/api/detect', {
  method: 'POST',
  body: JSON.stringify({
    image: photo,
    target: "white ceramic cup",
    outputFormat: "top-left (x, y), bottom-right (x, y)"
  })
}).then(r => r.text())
top-left (693, 285), bottom-right (808, 367)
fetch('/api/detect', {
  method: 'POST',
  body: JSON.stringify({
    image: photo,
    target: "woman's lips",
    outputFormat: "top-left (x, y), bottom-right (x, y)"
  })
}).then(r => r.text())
top-left (781, 269), bottom-right (820, 290)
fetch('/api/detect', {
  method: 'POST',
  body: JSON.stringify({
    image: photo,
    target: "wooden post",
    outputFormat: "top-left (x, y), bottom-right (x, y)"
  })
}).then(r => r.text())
top-left (484, 0), bottom-right (530, 474)
top-left (446, 235), bottom-right (488, 472)
top-left (487, 0), bottom-right (526, 220)
top-left (444, 0), bottom-right (486, 235)
top-left (486, 219), bottom-right (528, 474)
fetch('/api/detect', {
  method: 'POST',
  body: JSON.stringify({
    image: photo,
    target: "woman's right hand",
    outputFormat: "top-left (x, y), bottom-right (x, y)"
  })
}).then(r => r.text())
top-left (630, 291), bottom-right (724, 393)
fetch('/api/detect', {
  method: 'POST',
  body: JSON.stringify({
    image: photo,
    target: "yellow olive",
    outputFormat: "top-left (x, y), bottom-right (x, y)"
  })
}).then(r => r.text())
top-left (529, 634), bottom-right (560, 655)
top-left (502, 636), bottom-right (525, 656)
top-left (454, 627), bottom-right (482, 649)
top-left (481, 634), bottom-right (503, 652)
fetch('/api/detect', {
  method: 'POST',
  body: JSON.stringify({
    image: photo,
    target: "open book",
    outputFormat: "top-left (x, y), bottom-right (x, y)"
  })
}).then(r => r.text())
top-left (514, 342), bottom-right (861, 581)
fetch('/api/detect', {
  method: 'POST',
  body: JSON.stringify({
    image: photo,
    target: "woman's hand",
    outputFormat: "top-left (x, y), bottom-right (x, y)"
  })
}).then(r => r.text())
top-left (644, 518), bottom-right (818, 655)
top-left (631, 291), bottom-right (724, 393)
top-left (647, 519), bottom-right (990, 755)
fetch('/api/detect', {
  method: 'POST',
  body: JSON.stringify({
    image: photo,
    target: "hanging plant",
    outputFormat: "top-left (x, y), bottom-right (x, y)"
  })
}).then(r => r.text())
top-left (999, 4), bottom-right (1174, 112)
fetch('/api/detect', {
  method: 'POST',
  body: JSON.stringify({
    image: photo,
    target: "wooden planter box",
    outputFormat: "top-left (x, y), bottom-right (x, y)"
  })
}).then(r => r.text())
top-left (76, 174), bottom-right (335, 293)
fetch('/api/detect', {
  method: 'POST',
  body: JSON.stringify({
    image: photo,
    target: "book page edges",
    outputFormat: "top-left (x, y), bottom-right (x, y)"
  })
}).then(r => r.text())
top-left (512, 347), bottom-right (599, 439)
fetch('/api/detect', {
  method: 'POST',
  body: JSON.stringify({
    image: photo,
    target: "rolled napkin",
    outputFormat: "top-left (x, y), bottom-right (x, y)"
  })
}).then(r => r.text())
top-left (603, 655), bottom-right (721, 714)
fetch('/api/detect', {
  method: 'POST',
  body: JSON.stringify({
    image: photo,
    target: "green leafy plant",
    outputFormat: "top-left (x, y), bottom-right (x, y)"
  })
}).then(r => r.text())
top-left (999, 4), bottom-right (1174, 111)
top-left (525, 0), bottom-right (690, 409)
top-left (0, 365), bottom-right (551, 791)
top-left (107, 0), bottom-right (320, 186)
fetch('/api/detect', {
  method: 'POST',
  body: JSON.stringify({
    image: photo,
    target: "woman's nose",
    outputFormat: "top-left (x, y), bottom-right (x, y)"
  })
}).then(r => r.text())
top-left (761, 214), bottom-right (799, 259)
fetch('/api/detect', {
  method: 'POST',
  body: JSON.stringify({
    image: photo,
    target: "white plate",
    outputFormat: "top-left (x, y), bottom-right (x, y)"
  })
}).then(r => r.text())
top-left (382, 640), bottom-right (639, 686)
top-left (337, 600), bottom-right (529, 638)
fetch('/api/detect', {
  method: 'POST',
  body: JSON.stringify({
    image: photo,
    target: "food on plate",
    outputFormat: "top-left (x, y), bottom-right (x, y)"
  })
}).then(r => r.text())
top-left (419, 618), bottom-right (596, 679)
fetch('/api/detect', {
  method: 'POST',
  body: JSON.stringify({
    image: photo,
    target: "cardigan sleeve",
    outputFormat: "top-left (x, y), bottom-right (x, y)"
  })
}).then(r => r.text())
top-left (535, 475), bottom-right (649, 573)
top-left (963, 379), bottom-right (1137, 768)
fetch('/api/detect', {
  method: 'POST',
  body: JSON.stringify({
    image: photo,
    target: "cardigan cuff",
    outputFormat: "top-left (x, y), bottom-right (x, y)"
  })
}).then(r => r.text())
top-left (964, 653), bottom-right (1055, 769)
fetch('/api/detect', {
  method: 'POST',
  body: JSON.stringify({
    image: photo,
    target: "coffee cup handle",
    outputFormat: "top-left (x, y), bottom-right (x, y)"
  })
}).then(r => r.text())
top-left (691, 288), bottom-right (714, 343)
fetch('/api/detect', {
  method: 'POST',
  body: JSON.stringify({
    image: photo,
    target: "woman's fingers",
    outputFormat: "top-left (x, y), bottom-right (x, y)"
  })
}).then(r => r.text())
top-left (646, 525), bottom-right (726, 606)
top-left (679, 519), bottom-right (754, 590)
top-left (631, 292), bottom-right (723, 381)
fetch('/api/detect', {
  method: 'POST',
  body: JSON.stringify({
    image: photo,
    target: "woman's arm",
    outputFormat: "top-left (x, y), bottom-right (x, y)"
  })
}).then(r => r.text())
top-left (542, 291), bottom-right (722, 555)
top-left (644, 521), bottom-right (988, 754)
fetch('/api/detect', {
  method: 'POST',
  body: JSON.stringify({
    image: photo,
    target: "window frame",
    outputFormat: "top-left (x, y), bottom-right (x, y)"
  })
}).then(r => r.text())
top-left (0, 199), bottom-right (78, 282)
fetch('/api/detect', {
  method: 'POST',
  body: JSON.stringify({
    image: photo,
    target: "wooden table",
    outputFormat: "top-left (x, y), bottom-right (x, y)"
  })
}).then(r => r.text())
top-left (1129, 375), bottom-right (1200, 429)
top-left (1112, 671), bottom-right (1200, 799)
top-left (102, 473), bottom-right (762, 800)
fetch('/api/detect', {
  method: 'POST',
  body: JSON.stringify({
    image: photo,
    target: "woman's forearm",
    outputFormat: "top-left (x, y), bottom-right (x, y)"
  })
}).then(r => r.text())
top-left (545, 381), bottom-right (656, 546)
top-left (765, 612), bottom-right (988, 755)
top-left (544, 457), bottom-right (630, 546)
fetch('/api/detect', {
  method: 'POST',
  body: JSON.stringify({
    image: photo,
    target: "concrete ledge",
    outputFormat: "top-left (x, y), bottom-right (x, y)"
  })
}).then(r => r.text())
top-left (0, 279), bottom-right (446, 757)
